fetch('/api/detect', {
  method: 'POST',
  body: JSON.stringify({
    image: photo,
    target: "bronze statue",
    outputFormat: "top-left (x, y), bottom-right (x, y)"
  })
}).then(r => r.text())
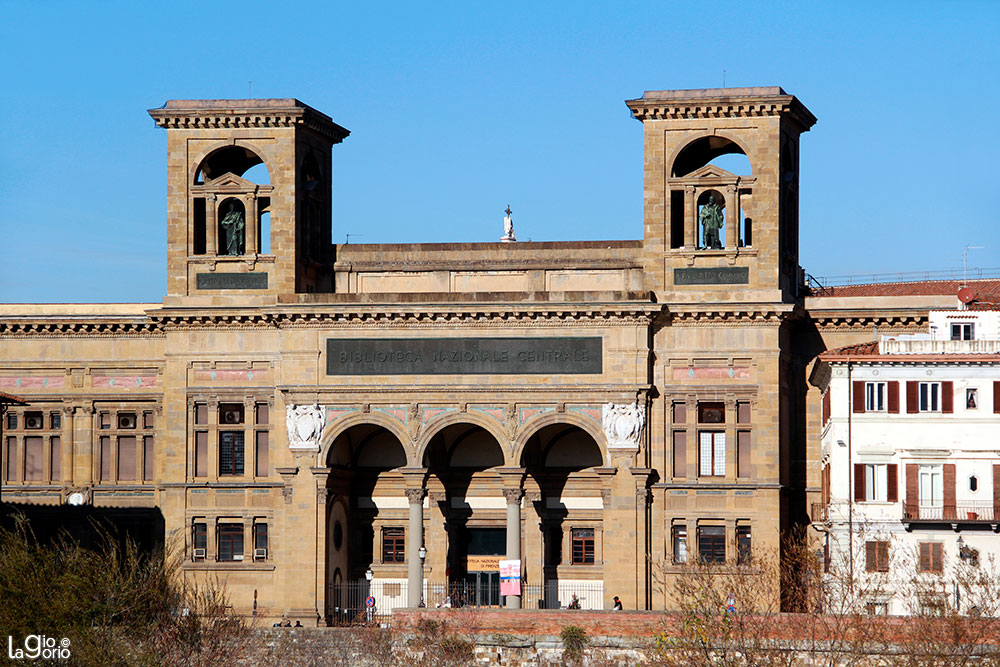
top-left (699, 195), bottom-right (723, 249)
top-left (220, 202), bottom-right (245, 255)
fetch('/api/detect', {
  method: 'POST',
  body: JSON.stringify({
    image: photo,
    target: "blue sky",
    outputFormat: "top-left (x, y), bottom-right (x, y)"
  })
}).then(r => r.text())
top-left (1, 1), bottom-right (998, 302)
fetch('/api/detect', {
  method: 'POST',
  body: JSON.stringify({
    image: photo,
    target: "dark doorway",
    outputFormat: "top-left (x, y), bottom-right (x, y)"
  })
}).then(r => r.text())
top-left (453, 526), bottom-right (504, 606)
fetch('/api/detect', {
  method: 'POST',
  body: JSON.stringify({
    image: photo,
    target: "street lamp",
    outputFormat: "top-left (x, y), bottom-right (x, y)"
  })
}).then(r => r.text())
top-left (365, 568), bottom-right (373, 582)
top-left (417, 546), bottom-right (427, 607)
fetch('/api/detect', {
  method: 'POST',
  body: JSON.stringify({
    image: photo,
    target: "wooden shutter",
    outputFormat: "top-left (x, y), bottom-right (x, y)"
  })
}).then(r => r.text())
top-left (887, 464), bottom-right (898, 503)
top-left (943, 464), bottom-right (956, 520)
top-left (942, 381), bottom-right (954, 414)
top-left (906, 381), bottom-right (919, 413)
top-left (994, 381), bottom-right (1000, 413)
top-left (878, 542), bottom-right (889, 572)
top-left (993, 465), bottom-right (1000, 522)
top-left (822, 391), bottom-right (831, 424)
top-left (865, 541), bottom-right (877, 572)
top-left (887, 381), bottom-right (900, 413)
top-left (905, 463), bottom-right (918, 518)
top-left (919, 542), bottom-right (930, 571)
top-left (931, 543), bottom-right (943, 573)
top-left (854, 463), bottom-right (866, 502)
top-left (852, 381), bottom-right (865, 413)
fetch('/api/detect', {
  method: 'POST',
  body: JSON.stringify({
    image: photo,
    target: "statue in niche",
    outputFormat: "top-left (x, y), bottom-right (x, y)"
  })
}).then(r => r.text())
top-left (220, 201), bottom-right (245, 255)
top-left (699, 194), bottom-right (724, 250)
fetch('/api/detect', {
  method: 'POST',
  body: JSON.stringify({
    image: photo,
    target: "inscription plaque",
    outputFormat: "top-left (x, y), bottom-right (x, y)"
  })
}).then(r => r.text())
top-left (196, 272), bottom-right (268, 290)
top-left (674, 267), bottom-right (749, 285)
top-left (326, 337), bottom-right (602, 375)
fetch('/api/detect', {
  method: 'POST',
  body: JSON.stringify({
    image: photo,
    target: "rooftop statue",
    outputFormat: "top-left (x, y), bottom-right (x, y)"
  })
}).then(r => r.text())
top-left (501, 204), bottom-right (516, 242)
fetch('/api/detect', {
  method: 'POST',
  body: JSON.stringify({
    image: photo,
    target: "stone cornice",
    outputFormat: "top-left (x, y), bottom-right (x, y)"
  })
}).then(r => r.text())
top-left (807, 311), bottom-right (928, 329)
top-left (626, 88), bottom-right (816, 130)
top-left (0, 318), bottom-right (161, 337)
top-left (665, 304), bottom-right (798, 326)
top-left (148, 98), bottom-right (350, 143)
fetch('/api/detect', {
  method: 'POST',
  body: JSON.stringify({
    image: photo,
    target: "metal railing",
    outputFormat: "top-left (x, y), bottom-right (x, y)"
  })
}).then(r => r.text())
top-left (808, 267), bottom-right (1000, 288)
top-left (325, 579), bottom-right (608, 621)
top-left (902, 502), bottom-right (997, 522)
top-left (811, 502), bottom-right (829, 523)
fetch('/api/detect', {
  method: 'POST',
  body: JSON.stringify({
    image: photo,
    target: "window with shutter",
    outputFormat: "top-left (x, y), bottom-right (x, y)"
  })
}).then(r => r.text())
top-left (887, 381), bottom-right (900, 413)
top-left (919, 542), bottom-right (943, 573)
top-left (865, 541), bottom-right (889, 572)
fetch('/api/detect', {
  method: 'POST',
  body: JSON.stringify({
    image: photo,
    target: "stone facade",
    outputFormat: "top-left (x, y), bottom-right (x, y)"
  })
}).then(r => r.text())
top-left (0, 87), bottom-right (959, 623)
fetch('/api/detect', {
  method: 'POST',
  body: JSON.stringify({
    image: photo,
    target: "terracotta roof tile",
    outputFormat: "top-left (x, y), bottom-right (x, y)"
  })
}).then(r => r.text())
top-left (0, 390), bottom-right (26, 404)
top-left (811, 278), bottom-right (1000, 299)
top-left (820, 341), bottom-right (879, 359)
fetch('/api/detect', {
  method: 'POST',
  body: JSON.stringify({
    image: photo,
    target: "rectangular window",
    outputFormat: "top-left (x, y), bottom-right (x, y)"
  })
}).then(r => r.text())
top-left (381, 527), bottom-right (405, 564)
top-left (737, 525), bottom-right (752, 564)
top-left (219, 431), bottom-right (245, 476)
top-left (100, 436), bottom-right (111, 481)
top-left (6, 413), bottom-right (15, 430)
top-left (736, 402), bottom-right (751, 424)
top-left (253, 523), bottom-right (268, 560)
top-left (865, 602), bottom-right (889, 615)
top-left (143, 411), bottom-right (154, 429)
top-left (5, 437), bottom-right (16, 481)
top-left (966, 388), bottom-right (979, 410)
top-left (117, 436), bottom-right (136, 481)
top-left (50, 437), bottom-right (61, 481)
top-left (143, 436), bottom-right (154, 481)
top-left (571, 528), bottom-right (595, 564)
top-left (100, 412), bottom-right (111, 429)
top-left (50, 412), bottom-right (61, 430)
top-left (217, 524), bottom-right (244, 562)
top-left (920, 465), bottom-right (943, 506)
top-left (24, 436), bottom-right (43, 481)
top-left (698, 525), bottom-right (726, 564)
top-left (255, 403), bottom-right (269, 425)
top-left (24, 412), bottom-right (43, 430)
top-left (255, 431), bottom-right (269, 477)
top-left (698, 402), bottom-right (725, 424)
top-left (192, 522), bottom-right (207, 559)
top-left (865, 382), bottom-right (887, 412)
top-left (865, 541), bottom-right (889, 572)
top-left (672, 402), bottom-right (687, 424)
top-left (950, 323), bottom-right (974, 341)
top-left (117, 413), bottom-right (137, 429)
top-left (919, 542), bottom-right (943, 573)
top-left (195, 403), bottom-right (208, 425)
top-left (919, 382), bottom-right (940, 412)
top-left (699, 431), bottom-right (726, 477)
top-left (865, 464), bottom-right (887, 502)
top-left (737, 431), bottom-right (751, 478)
top-left (672, 525), bottom-right (688, 564)
top-left (672, 431), bottom-right (686, 478)
top-left (195, 432), bottom-right (208, 477)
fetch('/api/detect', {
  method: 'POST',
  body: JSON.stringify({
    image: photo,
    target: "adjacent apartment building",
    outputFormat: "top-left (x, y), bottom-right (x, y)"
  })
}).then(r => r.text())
top-left (812, 307), bottom-right (1000, 614)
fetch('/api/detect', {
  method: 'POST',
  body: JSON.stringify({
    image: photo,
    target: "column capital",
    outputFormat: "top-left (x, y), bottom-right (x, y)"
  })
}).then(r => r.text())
top-left (502, 488), bottom-right (524, 505)
top-left (404, 488), bottom-right (426, 504)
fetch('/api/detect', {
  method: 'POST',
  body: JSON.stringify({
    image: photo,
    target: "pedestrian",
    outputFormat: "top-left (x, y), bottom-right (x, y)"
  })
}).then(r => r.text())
top-left (613, 596), bottom-right (623, 610)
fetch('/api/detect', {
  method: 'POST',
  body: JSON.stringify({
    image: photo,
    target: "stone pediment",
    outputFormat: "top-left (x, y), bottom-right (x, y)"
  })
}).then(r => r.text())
top-left (688, 164), bottom-right (738, 180)
top-left (205, 172), bottom-right (259, 192)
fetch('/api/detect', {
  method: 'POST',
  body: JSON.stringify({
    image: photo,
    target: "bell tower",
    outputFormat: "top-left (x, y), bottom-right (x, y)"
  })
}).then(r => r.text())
top-left (627, 87), bottom-right (815, 302)
top-left (149, 99), bottom-right (349, 301)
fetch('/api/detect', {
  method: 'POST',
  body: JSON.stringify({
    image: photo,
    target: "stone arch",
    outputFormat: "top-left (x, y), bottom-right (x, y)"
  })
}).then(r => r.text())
top-left (190, 140), bottom-right (275, 185)
top-left (512, 411), bottom-right (609, 468)
top-left (414, 411), bottom-right (509, 467)
top-left (669, 132), bottom-right (754, 178)
top-left (318, 411), bottom-right (413, 468)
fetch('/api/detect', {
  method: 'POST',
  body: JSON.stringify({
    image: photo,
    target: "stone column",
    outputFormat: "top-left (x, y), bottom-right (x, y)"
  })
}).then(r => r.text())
top-left (503, 487), bottom-right (524, 609)
top-left (725, 185), bottom-right (738, 249)
top-left (206, 194), bottom-right (218, 255)
top-left (405, 487), bottom-right (426, 607)
top-left (245, 194), bottom-right (257, 255)
top-left (684, 186), bottom-right (697, 248)
top-left (60, 405), bottom-right (73, 485)
top-left (72, 405), bottom-right (94, 486)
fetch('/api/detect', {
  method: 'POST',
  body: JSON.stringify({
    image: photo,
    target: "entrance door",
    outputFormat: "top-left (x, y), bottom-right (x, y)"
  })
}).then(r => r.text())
top-left (455, 527), bottom-right (505, 607)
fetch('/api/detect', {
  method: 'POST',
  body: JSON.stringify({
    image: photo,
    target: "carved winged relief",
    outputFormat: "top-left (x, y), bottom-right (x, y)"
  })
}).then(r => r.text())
top-left (286, 404), bottom-right (325, 449)
top-left (601, 402), bottom-right (645, 449)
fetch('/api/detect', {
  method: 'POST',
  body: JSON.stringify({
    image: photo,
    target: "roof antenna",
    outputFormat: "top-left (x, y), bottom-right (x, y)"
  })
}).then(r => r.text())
top-left (722, 70), bottom-right (726, 88)
top-left (248, 80), bottom-right (252, 99)
top-left (962, 245), bottom-right (983, 287)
